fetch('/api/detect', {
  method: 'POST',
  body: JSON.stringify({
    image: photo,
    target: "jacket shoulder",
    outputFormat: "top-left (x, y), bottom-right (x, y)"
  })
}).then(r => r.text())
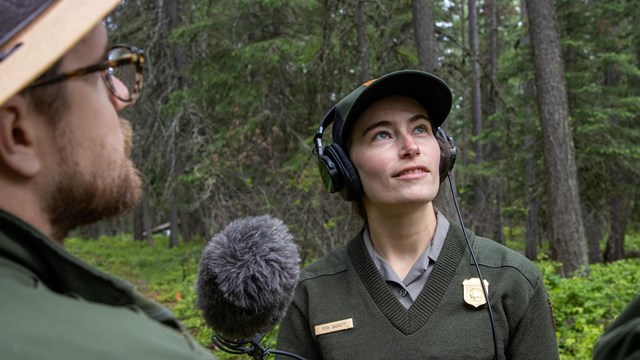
top-left (0, 258), bottom-right (215, 360)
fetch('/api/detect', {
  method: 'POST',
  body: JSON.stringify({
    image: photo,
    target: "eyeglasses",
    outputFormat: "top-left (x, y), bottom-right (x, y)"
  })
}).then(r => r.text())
top-left (28, 45), bottom-right (145, 104)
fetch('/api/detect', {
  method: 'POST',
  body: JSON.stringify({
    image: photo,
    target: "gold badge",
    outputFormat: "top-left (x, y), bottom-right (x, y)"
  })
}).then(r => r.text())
top-left (314, 318), bottom-right (354, 336)
top-left (463, 278), bottom-right (489, 308)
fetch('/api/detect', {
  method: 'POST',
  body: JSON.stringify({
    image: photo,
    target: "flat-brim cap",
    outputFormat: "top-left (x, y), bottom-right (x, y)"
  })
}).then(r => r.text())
top-left (0, 0), bottom-right (121, 106)
top-left (332, 70), bottom-right (453, 146)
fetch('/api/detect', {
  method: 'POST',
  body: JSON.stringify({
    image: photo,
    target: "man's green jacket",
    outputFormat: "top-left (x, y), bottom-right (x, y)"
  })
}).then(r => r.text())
top-left (0, 210), bottom-right (215, 359)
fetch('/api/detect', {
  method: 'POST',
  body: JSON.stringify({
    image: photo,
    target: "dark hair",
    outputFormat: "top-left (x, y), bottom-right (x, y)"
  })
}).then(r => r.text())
top-left (21, 60), bottom-right (67, 123)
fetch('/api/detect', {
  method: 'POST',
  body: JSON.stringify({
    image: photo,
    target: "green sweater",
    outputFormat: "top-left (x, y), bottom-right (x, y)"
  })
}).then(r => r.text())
top-left (0, 210), bottom-right (215, 360)
top-left (277, 223), bottom-right (559, 360)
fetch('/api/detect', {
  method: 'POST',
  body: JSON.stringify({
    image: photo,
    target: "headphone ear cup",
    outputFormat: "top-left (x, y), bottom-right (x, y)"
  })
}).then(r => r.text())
top-left (318, 152), bottom-right (342, 194)
top-left (323, 144), bottom-right (363, 202)
top-left (436, 128), bottom-right (457, 182)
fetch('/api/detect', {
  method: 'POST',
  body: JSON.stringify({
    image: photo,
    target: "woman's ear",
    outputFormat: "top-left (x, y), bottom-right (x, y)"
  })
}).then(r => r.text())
top-left (0, 95), bottom-right (43, 178)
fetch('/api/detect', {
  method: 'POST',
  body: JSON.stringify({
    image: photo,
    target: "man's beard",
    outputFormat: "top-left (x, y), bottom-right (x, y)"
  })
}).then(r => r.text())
top-left (45, 120), bottom-right (142, 242)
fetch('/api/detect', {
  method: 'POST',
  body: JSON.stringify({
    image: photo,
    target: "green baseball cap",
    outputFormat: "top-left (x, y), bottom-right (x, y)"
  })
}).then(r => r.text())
top-left (331, 70), bottom-right (453, 147)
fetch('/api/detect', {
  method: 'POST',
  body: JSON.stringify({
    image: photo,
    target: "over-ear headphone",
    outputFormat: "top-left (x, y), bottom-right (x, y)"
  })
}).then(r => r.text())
top-left (313, 106), bottom-right (457, 202)
top-left (437, 127), bottom-right (457, 180)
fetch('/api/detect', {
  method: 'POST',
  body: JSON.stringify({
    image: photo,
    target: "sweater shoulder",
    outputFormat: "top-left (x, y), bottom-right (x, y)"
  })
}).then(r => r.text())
top-left (472, 235), bottom-right (541, 288)
top-left (299, 246), bottom-right (348, 283)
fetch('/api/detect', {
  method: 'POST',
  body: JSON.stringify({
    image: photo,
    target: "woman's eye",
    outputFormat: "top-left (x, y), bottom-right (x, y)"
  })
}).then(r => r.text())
top-left (373, 131), bottom-right (391, 141)
top-left (414, 125), bottom-right (428, 134)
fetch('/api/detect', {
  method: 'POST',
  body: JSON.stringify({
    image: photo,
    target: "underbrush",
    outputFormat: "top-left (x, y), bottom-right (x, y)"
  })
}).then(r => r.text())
top-left (539, 256), bottom-right (640, 359)
top-left (66, 234), bottom-right (640, 360)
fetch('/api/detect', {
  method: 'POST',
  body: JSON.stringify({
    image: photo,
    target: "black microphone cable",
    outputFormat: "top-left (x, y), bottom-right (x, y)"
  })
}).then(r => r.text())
top-left (211, 333), bottom-right (305, 360)
top-left (447, 173), bottom-right (499, 360)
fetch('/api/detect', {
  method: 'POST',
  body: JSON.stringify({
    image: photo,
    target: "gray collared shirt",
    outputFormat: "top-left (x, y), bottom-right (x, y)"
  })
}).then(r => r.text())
top-left (364, 211), bottom-right (450, 309)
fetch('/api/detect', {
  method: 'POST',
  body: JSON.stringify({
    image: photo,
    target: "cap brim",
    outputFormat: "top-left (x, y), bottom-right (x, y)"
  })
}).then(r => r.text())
top-left (0, 0), bottom-right (121, 106)
top-left (337, 70), bottom-right (453, 144)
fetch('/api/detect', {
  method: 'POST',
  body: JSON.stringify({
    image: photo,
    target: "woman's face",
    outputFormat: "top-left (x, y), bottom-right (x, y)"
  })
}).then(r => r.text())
top-left (349, 96), bottom-right (441, 213)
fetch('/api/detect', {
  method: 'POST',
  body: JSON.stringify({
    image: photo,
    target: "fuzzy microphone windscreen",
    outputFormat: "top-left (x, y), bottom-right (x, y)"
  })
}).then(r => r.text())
top-left (196, 215), bottom-right (301, 340)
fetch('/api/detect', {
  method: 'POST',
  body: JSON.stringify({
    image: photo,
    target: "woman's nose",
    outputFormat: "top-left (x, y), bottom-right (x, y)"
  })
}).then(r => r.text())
top-left (399, 134), bottom-right (420, 158)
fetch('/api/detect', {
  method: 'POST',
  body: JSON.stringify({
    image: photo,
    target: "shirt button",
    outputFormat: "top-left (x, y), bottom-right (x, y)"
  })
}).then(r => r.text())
top-left (400, 289), bottom-right (408, 297)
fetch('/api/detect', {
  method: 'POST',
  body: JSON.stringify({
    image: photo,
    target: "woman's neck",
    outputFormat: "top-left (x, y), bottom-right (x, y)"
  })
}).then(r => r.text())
top-left (365, 202), bottom-right (438, 280)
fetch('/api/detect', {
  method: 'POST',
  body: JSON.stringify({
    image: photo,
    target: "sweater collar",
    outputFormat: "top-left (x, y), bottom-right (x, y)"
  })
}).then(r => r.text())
top-left (347, 221), bottom-right (469, 335)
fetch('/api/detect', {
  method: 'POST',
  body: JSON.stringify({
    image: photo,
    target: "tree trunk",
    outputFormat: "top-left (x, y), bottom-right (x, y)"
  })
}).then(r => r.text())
top-left (79, 223), bottom-right (100, 240)
top-left (601, 56), bottom-right (632, 262)
top-left (459, 0), bottom-right (467, 167)
top-left (487, 0), bottom-right (502, 243)
top-left (166, 109), bottom-right (181, 248)
top-left (130, 146), bottom-right (151, 245)
top-left (525, 0), bottom-right (589, 276)
top-left (133, 201), bottom-right (144, 241)
top-left (521, 0), bottom-right (539, 260)
top-left (413, 0), bottom-right (437, 72)
top-left (168, 183), bottom-right (180, 248)
top-left (469, 0), bottom-right (483, 168)
top-left (164, 0), bottom-right (188, 249)
top-left (141, 197), bottom-right (154, 246)
top-left (488, 0), bottom-right (498, 116)
top-left (584, 208), bottom-right (604, 263)
top-left (132, 146), bottom-right (151, 243)
top-left (355, 0), bottom-right (371, 82)
top-left (605, 190), bottom-right (631, 262)
top-left (132, 197), bottom-right (153, 244)
top-left (166, 0), bottom-right (190, 88)
top-left (523, 134), bottom-right (540, 261)
top-left (469, 0), bottom-right (487, 234)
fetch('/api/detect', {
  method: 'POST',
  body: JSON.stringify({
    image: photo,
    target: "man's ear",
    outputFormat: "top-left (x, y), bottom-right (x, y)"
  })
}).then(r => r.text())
top-left (0, 95), bottom-right (43, 178)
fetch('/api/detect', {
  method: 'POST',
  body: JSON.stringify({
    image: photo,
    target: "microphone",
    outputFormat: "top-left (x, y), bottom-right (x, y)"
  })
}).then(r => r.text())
top-left (195, 215), bottom-right (303, 359)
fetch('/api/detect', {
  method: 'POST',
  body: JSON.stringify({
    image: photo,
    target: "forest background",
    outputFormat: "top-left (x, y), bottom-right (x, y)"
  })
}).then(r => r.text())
top-left (71, 0), bottom-right (640, 358)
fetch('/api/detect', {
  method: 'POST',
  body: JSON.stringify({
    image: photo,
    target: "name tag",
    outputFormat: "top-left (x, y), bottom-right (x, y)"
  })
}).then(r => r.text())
top-left (314, 318), bottom-right (354, 336)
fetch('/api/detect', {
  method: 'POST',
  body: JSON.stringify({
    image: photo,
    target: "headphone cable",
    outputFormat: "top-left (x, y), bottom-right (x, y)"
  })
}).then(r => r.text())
top-left (447, 174), bottom-right (499, 360)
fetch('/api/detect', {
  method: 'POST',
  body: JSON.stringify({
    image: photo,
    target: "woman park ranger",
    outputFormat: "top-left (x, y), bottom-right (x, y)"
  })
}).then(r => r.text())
top-left (276, 70), bottom-right (559, 359)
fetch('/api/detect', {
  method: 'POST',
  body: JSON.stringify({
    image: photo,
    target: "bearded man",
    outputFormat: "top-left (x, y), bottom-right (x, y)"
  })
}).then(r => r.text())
top-left (0, 1), bottom-right (215, 358)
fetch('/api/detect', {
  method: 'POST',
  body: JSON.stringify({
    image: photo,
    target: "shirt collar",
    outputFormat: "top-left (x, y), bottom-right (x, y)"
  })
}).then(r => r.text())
top-left (363, 210), bottom-right (450, 278)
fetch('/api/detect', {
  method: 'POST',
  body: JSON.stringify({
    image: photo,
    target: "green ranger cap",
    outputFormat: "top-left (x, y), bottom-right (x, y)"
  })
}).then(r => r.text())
top-left (331, 69), bottom-right (453, 147)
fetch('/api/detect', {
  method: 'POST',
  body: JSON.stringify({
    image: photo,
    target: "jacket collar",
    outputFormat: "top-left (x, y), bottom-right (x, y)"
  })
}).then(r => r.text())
top-left (0, 209), bottom-right (184, 330)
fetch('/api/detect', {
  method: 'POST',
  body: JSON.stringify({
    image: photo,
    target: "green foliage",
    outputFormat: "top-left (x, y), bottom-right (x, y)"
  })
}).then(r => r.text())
top-left (541, 255), bottom-right (640, 359)
top-left (67, 234), bottom-right (640, 360)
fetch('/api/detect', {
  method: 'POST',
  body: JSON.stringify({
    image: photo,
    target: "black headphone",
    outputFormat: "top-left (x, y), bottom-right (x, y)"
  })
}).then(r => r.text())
top-left (313, 106), bottom-right (457, 202)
